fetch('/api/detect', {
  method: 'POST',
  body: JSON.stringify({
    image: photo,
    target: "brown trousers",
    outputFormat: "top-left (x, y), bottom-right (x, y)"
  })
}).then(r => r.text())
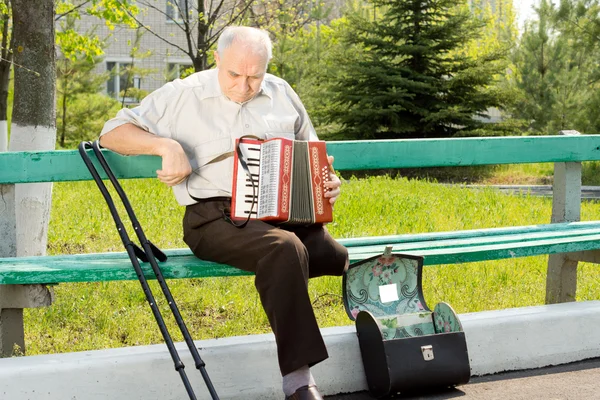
top-left (183, 199), bottom-right (349, 376)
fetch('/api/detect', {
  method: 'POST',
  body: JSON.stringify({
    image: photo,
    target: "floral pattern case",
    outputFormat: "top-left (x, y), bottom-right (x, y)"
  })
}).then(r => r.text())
top-left (343, 247), bottom-right (463, 338)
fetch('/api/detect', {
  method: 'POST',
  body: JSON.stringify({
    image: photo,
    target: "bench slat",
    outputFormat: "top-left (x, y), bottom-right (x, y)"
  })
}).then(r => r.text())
top-left (2, 222), bottom-right (600, 284)
top-left (350, 234), bottom-right (600, 265)
top-left (340, 221), bottom-right (600, 247)
top-left (0, 253), bottom-right (251, 284)
top-left (4, 135), bottom-right (600, 183)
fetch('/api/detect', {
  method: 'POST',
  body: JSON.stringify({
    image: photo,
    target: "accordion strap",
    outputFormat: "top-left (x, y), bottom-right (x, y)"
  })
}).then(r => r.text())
top-left (186, 135), bottom-right (263, 229)
top-left (226, 135), bottom-right (263, 228)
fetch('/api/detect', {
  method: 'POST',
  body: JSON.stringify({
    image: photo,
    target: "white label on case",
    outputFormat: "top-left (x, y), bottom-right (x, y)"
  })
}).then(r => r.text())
top-left (379, 283), bottom-right (399, 303)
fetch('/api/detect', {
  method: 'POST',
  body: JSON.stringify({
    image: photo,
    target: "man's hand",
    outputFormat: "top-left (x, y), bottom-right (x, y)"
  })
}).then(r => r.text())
top-left (156, 140), bottom-right (192, 187)
top-left (100, 124), bottom-right (192, 187)
top-left (324, 155), bottom-right (341, 206)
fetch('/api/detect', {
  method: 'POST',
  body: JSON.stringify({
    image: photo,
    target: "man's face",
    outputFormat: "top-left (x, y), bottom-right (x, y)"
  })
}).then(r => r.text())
top-left (215, 42), bottom-right (268, 103)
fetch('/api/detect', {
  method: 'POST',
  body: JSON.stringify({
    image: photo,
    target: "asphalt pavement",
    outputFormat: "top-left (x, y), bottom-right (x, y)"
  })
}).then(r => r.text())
top-left (461, 185), bottom-right (600, 200)
top-left (326, 184), bottom-right (600, 400)
top-left (325, 358), bottom-right (600, 400)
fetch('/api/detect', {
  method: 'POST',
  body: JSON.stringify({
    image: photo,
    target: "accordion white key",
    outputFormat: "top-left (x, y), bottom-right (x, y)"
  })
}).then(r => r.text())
top-left (231, 137), bottom-right (333, 225)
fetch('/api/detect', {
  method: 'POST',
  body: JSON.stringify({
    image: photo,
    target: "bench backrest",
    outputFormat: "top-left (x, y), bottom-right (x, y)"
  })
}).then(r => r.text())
top-left (2, 135), bottom-right (600, 184)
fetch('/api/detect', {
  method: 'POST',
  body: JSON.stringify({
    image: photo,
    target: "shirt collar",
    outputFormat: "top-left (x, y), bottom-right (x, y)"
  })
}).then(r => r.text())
top-left (259, 77), bottom-right (273, 99)
top-left (198, 69), bottom-right (223, 100)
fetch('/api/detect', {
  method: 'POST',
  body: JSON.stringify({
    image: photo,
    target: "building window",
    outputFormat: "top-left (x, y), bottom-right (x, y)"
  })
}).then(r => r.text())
top-left (106, 61), bottom-right (141, 103)
top-left (167, 62), bottom-right (193, 81)
top-left (166, 0), bottom-right (184, 21)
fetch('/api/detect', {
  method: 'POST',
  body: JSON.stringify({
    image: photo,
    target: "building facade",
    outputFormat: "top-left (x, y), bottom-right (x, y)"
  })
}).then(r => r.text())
top-left (75, 1), bottom-right (195, 103)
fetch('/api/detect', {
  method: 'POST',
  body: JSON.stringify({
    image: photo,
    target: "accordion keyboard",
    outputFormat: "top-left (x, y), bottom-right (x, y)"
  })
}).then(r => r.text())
top-left (233, 141), bottom-right (261, 218)
top-left (233, 140), bottom-right (284, 220)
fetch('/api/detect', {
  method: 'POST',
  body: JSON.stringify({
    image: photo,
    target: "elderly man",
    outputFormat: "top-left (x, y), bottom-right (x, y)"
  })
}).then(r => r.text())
top-left (99, 26), bottom-right (348, 400)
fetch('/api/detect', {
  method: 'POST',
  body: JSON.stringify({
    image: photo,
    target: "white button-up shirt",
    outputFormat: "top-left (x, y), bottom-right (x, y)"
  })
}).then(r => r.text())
top-left (101, 68), bottom-right (319, 205)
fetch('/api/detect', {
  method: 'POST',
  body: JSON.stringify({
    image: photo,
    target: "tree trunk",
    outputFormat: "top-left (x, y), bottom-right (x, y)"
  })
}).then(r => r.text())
top-left (0, 1), bottom-right (12, 152)
top-left (1, 0), bottom-right (56, 358)
top-left (9, 0), bottom-right (56, 257)
top-left (60, 82), bottom-right (67, 147)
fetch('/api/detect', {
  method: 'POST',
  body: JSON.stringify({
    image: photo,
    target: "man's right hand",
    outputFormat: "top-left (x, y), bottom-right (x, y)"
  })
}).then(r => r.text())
top-left (155, 140), bottom-right (192, 187)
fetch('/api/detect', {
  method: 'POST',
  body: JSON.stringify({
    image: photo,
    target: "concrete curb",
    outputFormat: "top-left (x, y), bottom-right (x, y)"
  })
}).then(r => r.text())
top-left (1, 301), bottom-right (599, 399)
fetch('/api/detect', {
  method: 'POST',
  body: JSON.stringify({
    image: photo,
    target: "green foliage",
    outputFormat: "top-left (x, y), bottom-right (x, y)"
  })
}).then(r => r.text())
top-left (257, 0), bottom-right (331, 79)
top-left (23, 174), bottom-right (600, 354)
top-left (56, 1), bottom-right (139, 61)
top-left (505, 0), bottom-right (600, 135)
top-left (76, 0), bottom-right (139, 30)
top-left (164, 63), bottom-right (195, 82)
top-left (56, 13), bottom-right (114, 147)
top-left (268, 20), bottom-right (341, 128)
top-left (56, 93), bottom-right (121, 149)
top-left (508, 1), bottom-right (581, 133)
top-left (56, 28), bottom-right (104, 63)
top-left (319, 0), bottom-right (510, 138)
top-left (114, 28), bottom-right (153, 106)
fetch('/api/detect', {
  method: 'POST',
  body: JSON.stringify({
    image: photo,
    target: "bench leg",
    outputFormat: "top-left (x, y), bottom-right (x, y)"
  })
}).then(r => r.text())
top-left (547, 154), bottom-right (581, 304)
top-left (0, 284), bottom-right (54, 357)
top-left (546, 254), bottom-right (578, 304)
top-left (0, 308), bottom-right (24, 357)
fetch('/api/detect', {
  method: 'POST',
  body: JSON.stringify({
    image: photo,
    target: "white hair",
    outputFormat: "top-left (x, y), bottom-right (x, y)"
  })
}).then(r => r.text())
top-left (217, 26), bottom-right (272, 60)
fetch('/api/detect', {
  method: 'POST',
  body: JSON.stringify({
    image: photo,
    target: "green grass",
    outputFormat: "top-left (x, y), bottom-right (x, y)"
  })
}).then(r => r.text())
top-left (23, 172), bottom-right (600, 355)
top-left (344, 160), bottom-right (600, 186)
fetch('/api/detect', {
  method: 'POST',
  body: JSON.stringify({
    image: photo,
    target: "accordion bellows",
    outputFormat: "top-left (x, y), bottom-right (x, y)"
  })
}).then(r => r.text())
top-left (231, 137), bottom-right (333, 225)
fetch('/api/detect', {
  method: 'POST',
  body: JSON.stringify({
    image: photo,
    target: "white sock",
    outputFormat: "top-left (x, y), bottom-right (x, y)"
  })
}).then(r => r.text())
top-left (282, 365), bottom-right (316, 396)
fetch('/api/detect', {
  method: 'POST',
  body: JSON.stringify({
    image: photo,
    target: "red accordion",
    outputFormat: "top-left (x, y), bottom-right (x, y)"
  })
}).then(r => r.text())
top-left (231, 137), bottom-right (333, 225)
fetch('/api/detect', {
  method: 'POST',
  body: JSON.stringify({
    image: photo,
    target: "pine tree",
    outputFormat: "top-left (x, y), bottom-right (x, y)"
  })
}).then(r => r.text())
top-left (325, 0), bottom-right (508, 138)
top-left (509, 0), bottom-right (592, 134)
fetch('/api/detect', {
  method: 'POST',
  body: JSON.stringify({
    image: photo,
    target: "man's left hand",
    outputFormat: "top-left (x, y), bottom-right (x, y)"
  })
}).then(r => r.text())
top-left (324, 155), bottom-right (341, 206)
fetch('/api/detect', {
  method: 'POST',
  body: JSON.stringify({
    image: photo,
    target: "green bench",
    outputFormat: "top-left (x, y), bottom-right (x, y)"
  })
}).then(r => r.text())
top-left (2, 131), bottom-right (600, 357)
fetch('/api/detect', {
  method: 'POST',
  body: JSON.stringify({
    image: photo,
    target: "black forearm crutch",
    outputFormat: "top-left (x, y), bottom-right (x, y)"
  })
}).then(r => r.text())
top-left (78, 141), bottom-right (219, 400)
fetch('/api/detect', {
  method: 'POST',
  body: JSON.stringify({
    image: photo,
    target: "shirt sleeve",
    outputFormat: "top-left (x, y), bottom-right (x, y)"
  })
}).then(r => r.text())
top-left (100, 82), bottom-right (179, 139)
top-left (283, 81), bottom-right (319, 141)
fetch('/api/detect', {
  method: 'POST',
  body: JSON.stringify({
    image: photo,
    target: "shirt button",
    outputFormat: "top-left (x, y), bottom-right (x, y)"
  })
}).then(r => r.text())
top-left (245, 124), bottom-right (249, 128)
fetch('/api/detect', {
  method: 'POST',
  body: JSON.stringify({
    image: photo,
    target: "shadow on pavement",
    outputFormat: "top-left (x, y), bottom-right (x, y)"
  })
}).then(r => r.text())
top-left (325, 357), bottom-right (600, 400)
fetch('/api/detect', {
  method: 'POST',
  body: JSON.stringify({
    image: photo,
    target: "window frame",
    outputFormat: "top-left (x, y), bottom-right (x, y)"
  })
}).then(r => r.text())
top-left (106, 60), bottom-right (141, 104)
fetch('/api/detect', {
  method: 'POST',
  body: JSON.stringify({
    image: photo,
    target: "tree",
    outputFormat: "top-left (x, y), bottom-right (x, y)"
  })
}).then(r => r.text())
top-left (0, 0), bottom-right (12, 151)
top-left (266, 19), bottom-right (341, 131)
top-left (508, 0), bottom-right (594, 134)
top-left (554, 0), bottom-right (600, 133)
top-left (114, 27), bottom-right (152, 106)
top-left (0, 0), bottom-right (56, 357)
top-left (10, 0), bottom-right (56, 254)
top-left (56, 13), bottom-right (109, 147)
top-left (323, 0), bottom-right (508, 138)
top-left (0, 0), bottom-right (139, 151)
top-left (246, 0), bottom-right (329, 79)
top-left (127, 0), bottom-right (254, 72)
top-left (0, 0), bottom-right (138, 356)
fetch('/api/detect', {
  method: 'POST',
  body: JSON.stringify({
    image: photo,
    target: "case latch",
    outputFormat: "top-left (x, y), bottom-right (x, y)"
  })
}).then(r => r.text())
top-left (421, 345), bottom-right (434, 361)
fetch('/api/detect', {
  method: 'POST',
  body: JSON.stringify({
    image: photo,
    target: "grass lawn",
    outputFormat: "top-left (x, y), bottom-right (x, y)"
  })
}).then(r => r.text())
top-left (23, 164), bottom-right (600, 355)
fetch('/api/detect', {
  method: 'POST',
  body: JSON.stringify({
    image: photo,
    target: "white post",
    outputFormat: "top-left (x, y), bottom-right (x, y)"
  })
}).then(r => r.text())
top-left (0, 120), bottom-right (7, 152)
top-left (0, 126), bottom-right (19, 356)
top-left (0, 125), bottom-right (56, 357)
top-left (2, 0), bottom-right (57, 357)
top-left (9, 124), bottom-right (56, 257)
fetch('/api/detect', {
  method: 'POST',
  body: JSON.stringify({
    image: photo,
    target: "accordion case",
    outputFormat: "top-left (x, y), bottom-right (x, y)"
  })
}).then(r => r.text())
top-left (343, 247), bottom-right (470, 398)
top-left (231, 137), bottom-right (333, 225)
